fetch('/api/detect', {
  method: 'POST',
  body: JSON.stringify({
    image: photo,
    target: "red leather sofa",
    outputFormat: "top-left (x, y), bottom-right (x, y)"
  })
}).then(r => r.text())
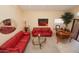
top-left (0, 31), bottom-right (30, 53)
top-left (32, 27), bottom-right (52, 37)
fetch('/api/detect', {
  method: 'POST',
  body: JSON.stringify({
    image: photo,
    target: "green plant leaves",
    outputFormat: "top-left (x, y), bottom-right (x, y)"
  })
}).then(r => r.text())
top-left (61, 12), bottom-right (74, 26)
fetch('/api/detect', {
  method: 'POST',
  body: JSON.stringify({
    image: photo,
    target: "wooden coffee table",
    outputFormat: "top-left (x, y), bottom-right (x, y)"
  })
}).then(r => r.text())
top-left (56, 29), bottom-right (71, 43)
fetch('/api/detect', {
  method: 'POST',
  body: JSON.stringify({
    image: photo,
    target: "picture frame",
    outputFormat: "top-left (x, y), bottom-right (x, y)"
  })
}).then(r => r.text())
top-left (38, 18), bottom-right (48, 26)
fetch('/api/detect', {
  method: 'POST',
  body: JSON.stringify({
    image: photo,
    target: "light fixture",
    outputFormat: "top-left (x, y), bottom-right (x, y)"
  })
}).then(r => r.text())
top-left (75, 12), bottom-right (79, 17)
top-left (75, 12), bottom-right (79, 19)
top-left (54, 18), bottom-right (64, 30)
top-left (54, 18), bottom-right (64, 25)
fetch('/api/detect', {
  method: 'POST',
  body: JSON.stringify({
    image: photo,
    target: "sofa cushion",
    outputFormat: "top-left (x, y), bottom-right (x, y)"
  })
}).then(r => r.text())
top-left (0, 48), bottom-right (19, 53)
top-left (15, 41), bottom-right (27, 53)
top-left (0, 31), bottom-right (24, 49)
top-left (21, 35), bottom-right (30, 42)
top-left (15, 35), bottom-right (30, 53)
top-left (24, 32), bottom-right (30, 36)
top-left (32, 27), bottom-right (52, 37)
top-left (6, 48), bottom-right (19, 53)
top-left (0, 49), bottom-right (10, 53)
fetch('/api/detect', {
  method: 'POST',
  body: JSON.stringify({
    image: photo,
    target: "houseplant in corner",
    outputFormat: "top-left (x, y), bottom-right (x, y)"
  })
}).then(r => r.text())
top-left (61, 12), bottom-right (74, 31)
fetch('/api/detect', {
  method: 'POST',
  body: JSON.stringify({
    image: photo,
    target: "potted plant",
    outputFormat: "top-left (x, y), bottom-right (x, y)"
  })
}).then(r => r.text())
top-left (61, 12), bottom-right (74, 30)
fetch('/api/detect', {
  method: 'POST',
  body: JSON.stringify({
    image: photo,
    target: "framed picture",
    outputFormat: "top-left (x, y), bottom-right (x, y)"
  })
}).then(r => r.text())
top-left (38, 18), bottom-right (48, 26)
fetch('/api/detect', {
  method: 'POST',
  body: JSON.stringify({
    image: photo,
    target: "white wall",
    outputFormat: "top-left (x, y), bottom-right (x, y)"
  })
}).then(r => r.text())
top-left (0, 6), bottom-right (25, 45)
top-left (24, 10), bottom-right (64, 31)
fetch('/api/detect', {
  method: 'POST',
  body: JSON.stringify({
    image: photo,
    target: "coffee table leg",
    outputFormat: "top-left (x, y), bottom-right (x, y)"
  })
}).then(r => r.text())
top-left (38, 36), bottom-right (42, 49)
top-left (32, 39), bottom-right (35, 45)
top-left (32, 36), bottom-right (47, 49)
top-left (57, 37), bottom-right (60, 44)
top-left (44, 37), bottom-right (46, 43)
top-left (32, 37), bottom-right (42, 49)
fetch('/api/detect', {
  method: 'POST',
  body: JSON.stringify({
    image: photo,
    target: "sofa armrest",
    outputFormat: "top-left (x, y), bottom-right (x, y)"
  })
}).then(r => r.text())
top-left (0, 47), bottom-right (19, 53)
top-left (24, 32), bottom-right (30, 36)
top-left (0, 50), bottom-right (9, 53)
top-left (6, 48), bottom-right (19, 53)
top-left (0, 47), bottom-right (9, 53)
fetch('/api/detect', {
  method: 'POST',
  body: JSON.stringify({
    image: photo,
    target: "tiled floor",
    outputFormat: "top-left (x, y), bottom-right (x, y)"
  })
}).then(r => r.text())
top-left (57, 39), bottom-right (79, 53)
top-left (25, 34), bottom-right (60, 53)
top-left (25, 34), bottom-right (79, 53)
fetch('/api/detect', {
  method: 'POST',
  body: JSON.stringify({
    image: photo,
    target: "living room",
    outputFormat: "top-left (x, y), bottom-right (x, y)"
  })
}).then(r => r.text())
top-left (0, 5), bottom-right (79, 53)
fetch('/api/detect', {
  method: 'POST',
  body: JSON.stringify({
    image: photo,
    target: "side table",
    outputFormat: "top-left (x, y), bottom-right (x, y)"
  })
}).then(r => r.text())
top-left (56, 29), bottom-right (71, 43)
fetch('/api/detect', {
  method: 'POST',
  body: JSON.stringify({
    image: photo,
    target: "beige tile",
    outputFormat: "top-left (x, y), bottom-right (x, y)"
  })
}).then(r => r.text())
top-left (25, 35), bottom-right (60, 53)
top-left (24, 34), bottom-right (79, 53)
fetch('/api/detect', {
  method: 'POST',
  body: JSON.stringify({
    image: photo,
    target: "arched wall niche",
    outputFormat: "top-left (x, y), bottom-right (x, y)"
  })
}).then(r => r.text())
top-left (0, 18), bottom-right (16, 34)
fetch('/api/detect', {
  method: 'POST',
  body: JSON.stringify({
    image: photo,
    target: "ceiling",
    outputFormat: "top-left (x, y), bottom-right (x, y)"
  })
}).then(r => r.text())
top-left (20, 5), bottom-right (77, 11)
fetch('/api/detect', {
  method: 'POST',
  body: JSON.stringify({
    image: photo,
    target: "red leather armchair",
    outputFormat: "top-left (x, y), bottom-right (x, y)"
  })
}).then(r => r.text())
top-left (0, 31), bottom-right (30, 53)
